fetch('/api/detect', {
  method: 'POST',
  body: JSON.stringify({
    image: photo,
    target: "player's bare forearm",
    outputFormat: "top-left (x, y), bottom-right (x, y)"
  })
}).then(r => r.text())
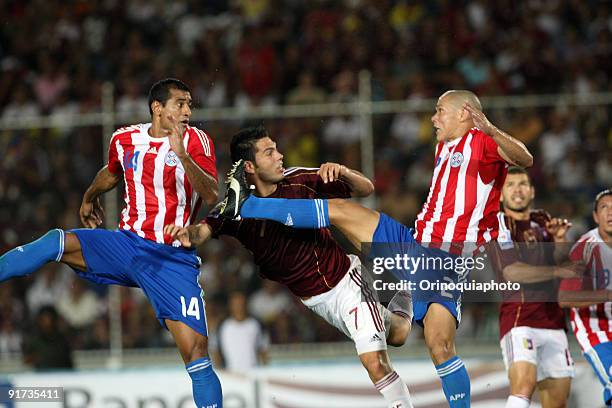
top-left (464, 103), bottom-right (533, 168)
top-left (83, 166), bottom-right (121, 203)
top-left (558, 289), bottom-right (611, 308)
top-left (189, 223), bottom-right (212, 246)
top-left (503, 262), bottom-right (578, 283)
top-left (163, 223), bottom-right (212, 247)
top-left (178, 154), bottom-right (219, 206)
top-left (489, 126), bottom-right (533, 168)
top-left (342, 167), bottom-right (375, 197)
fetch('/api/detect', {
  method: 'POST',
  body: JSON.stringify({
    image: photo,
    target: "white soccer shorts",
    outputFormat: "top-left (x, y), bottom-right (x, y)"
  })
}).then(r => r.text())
top-left (500, 326), bottom-right (575, 381)
top-left (302, 254), bottom-right (388, 355)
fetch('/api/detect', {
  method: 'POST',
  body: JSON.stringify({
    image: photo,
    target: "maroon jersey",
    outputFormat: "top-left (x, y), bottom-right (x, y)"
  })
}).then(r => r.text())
top-left (205, 168), bottom-right (352, 297)
top-left (491, 210), bottom-right (566, 339)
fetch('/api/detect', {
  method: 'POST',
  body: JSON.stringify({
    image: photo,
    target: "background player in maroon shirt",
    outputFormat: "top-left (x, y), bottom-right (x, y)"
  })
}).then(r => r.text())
top-left (165, 126), bottom-right (415, 408)
top-left (490, 167), bottom-right (576, 408)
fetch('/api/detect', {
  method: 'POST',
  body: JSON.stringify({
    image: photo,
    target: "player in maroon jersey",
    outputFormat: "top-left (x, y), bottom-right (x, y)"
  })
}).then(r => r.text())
top-left (489, 167), bottom-right (576, 408)
top-left (165, 126), bottom-right (415, 408)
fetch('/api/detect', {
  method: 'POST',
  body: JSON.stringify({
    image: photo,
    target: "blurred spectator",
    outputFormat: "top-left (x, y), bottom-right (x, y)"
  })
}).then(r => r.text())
top-left (539, 111), bottom-right (578, 172)
top-left (49, 91), bottom-right (80, 136)
top-left (0, 317), bottom-right (22, 356)
top-left (33, 55), bottom-right (69, 113)
top-left (82, 316), bottom-right (110, 350)
top-left (456, 48), bottom-right (492, 88)
top-left (1, 84), bottom-right (39, 120)
top-left (322, 115), bottom-right (362, 146)
top-left (248, 281), bottom-right (293, 324)
top-left (211, 291), bottom-right (269, 371)
top-left (286, 71), bottom-right (327, 105)
top-left (55, 277), bottom-right (103, 330)
top-left (557, 150), bottom-right (588, 193)
top-left (25, 264), bottom-right (69, 316)
top-left (595, 154), bottom-right (612, 187)
top-left (0, 283), bottom-right (25, 326)
top-left (22, 306), bottom-right (73, 370)
top-left (116, 80), bottom-right (148, 119)
top-left (236, 25), bottom-right (277, 104)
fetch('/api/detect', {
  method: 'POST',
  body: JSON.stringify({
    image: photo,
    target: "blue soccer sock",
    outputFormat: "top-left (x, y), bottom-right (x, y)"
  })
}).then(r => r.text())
top-left (435, 356), bottom-right (470, 407)
top-left (0, 229), bottom-right (64, 282)
top-left (187, 357), bottom-right (223, 408)
top-left (241, 196), bottom-right (329, 228)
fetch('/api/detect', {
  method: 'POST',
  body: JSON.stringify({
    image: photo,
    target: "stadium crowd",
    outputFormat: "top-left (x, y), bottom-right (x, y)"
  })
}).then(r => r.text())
top-left (0, 0), bottom-right (611, 362)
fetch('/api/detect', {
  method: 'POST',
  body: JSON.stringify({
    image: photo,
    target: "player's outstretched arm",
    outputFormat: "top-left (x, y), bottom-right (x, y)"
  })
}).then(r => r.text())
top-left (318, 162), bottom-right (374, 197)
top-left (166, 116), bottom-right (219, 206)
top-left (464, 103), bottom-right (533, 168)
top-left (80, 165), bottom-right (122, 228)
top-left (164, 223), bottom-right (212, 248)
top-left (559, 289), bottom-right (612, 308)
top-left (502, 262), bottom-right (580, 284)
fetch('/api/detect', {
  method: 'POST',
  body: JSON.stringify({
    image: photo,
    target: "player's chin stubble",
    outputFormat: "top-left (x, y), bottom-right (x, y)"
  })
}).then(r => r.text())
top-left (506, 203), bottom-right (529, 212)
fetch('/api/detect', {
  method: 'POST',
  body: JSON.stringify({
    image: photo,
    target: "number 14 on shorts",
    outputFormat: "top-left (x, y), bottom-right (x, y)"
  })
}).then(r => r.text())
top-left (180, 296), bottom-right (201, 320)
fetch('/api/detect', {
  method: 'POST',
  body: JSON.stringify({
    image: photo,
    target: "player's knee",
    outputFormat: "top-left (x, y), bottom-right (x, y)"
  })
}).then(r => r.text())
top-left (425, 335), bottom-right (455, 364)
top-left (387, 318), bottom-right (411, 347)
top-left (511, 381), bottom-right (536, 399)
top-left (182, 335), bottom-right (209, 363)
top-left (359, 352), bottom-right (392, 381)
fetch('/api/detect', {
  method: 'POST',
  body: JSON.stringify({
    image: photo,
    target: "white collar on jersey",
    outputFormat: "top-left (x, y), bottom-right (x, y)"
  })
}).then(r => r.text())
top-left (444, 127), bottom-right (477, 148)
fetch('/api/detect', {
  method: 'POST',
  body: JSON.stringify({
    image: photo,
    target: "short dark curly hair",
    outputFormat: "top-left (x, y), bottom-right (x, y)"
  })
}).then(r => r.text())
top-left (230, 125), bottom-right (269, 163)
top-left (147, 78), bottom-right (190, 116)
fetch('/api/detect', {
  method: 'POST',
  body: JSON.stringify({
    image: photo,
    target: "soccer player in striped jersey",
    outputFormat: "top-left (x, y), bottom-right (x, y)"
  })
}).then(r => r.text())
top-left (559, 189), bottom-right (612, 407)
top-left (165, 126), bottom-right (415, 408)
top-left (490, 167), bottom-right (575, 408)
top-left (0, 78), bottom-right (223, 407)
top-left (219, 90), bottom-right (533, 407)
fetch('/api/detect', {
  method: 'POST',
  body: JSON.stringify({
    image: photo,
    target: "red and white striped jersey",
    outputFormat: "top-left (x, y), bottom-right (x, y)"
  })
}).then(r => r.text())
top-left (107, 123), bottom-right (217, 245)
top-left (414, 127), bottom-right (509, 254)
top-left (560, 228), bottom-right (612, 351)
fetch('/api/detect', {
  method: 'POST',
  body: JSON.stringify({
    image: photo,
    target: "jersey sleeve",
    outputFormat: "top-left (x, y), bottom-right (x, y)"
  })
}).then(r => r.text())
top-left (107, 134), bottom-right (122, 174)
top-left (569, 237), bottom-right (588, 263)
top-left (315, 177), bottom-right (352, 198)
top-left (559, 277), bottom-right (583, 292)
top-left (284, 168), bottom-right (352, 198)
top-left (187, 128), bottom-right (218, 180)
top-left (202, 214), bottom-right (238, 239)
top-left (560, 236), bottom-right (591, 291)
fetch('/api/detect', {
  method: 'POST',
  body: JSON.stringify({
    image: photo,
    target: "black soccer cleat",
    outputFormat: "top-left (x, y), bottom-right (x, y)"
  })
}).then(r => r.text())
top-left (217, 159), bottom-right (253, 219)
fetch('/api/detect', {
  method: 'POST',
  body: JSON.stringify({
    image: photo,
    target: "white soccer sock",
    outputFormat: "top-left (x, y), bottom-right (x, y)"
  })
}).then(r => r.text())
top-left (375, 371), bottom-right (414, 408)
top-left (505, 395), bottom-right (530, 408)
top-left (388, 290), bottom-right (413, 321)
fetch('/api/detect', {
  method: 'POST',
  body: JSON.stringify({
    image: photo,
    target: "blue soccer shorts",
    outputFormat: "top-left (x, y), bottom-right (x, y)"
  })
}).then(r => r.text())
top-left (584, 342), bottom-right (612, 406)
top-left (69, 228), bottom-right (208, 336)
top-left (371, 212), bottom-right (464, 327)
